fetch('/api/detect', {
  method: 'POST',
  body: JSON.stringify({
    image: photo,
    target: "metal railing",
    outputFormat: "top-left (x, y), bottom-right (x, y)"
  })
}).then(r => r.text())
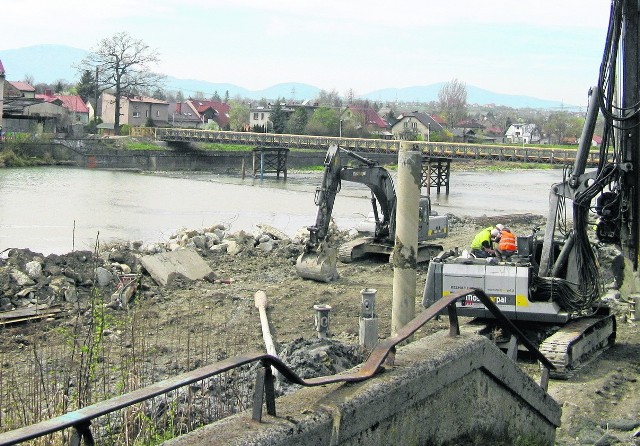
top-left (0, 288), bottom-right (554, 445)
top-left (129, 127), bottom-right (601, 166)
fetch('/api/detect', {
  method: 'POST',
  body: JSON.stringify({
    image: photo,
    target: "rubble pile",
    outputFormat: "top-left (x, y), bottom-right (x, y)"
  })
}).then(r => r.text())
top-left (0, 222), bottom-right (348, 314)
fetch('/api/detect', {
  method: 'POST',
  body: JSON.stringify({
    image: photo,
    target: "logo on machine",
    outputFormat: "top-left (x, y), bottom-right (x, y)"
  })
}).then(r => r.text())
top-left (461, 294), bottom-right (512, 306)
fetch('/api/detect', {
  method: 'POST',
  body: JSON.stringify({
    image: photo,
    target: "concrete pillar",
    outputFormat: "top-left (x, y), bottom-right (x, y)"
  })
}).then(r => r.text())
top-left (392, 142), bottom-right (422, 337)
top-left (359, 288), bottom-right (379, 349)
top-left (313, 304), bottom-right (332, 339)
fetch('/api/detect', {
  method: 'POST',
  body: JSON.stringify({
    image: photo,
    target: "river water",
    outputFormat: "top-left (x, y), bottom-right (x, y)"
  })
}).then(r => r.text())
top-left (0, 166), bottom-right (562, 255)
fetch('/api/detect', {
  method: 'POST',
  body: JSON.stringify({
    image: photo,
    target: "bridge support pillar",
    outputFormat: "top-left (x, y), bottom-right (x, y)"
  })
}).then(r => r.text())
top-left (422, 156), bottom-right (450, 195)
top-left (252, 147), bottom-right (289, 180)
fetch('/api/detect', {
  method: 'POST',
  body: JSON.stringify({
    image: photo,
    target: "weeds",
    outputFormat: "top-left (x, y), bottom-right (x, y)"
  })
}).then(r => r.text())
top-left (0, 250), bottom-right (256, 444)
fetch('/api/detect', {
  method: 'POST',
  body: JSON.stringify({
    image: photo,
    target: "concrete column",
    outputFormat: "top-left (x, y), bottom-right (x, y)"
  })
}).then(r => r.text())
top-left (359, 288), bottom-right (379, 349)
top-left (392, 142), bottom-right (421, 336)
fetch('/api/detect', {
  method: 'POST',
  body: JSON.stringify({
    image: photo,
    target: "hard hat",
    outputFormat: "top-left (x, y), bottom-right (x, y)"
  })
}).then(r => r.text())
top-left (496, 224), bottom-right (505, 231)
top-left (491, 228), bottom-right (500, 238)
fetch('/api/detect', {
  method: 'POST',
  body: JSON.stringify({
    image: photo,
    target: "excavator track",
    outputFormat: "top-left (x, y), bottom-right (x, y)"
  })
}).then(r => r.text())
top-left (539, 314), bottom-right (616, 379)
top-left (337, 237), bottom-right (375, 263)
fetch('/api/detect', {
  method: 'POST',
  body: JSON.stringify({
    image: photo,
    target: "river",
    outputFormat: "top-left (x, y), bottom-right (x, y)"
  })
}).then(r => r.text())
top-left (0, 166), bottom-right (562, 255)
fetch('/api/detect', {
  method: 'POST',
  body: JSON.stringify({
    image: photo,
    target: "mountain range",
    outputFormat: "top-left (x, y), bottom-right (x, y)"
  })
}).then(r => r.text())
top-left (1, 44), bottom-right (571, 109)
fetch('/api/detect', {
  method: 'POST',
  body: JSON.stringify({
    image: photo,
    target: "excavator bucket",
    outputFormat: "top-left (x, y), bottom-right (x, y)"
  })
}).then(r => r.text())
top-left (295, 245), bottom-right (339, 282)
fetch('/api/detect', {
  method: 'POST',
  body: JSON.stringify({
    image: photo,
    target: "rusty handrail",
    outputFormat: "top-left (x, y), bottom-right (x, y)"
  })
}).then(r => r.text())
top-left (0, 288), bottom-right (553, 445)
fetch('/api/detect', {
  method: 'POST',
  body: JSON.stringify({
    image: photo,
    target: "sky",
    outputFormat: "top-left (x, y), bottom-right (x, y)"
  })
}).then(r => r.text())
top-left (2, 0), bottom-right (613, 106)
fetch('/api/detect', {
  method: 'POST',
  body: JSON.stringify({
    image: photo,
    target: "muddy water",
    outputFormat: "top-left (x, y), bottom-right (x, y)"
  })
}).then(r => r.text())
top-left (0, 166), bottom-right (562, 255)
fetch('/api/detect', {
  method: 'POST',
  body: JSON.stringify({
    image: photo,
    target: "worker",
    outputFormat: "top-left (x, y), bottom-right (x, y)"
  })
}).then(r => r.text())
top-left (470, 226), bottom-right (500, 258)
top-left (496, 226), bottom-right (517, 260)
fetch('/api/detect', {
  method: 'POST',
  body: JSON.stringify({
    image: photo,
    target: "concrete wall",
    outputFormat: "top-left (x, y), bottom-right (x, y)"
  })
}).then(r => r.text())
top-left (165, 332), bottom-right (561, 446)
top-left (75, 149), bottom-right (399, 173)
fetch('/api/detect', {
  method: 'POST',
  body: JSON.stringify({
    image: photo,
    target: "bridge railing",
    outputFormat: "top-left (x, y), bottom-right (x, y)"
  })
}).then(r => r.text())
top-left (0, 288), bottom-right (554, 446)
top-left (130, 128), bottom-right (599, 165)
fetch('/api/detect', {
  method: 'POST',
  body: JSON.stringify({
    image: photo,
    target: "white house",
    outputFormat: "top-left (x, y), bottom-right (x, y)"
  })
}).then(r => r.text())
top-left (504, 123), bottom-right (540, 144)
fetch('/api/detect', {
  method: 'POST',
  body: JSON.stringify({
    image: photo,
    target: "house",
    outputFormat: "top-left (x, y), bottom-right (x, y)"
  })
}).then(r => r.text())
top-left (2, 96), bottom-right (69, 133)
top-left (504, 123), bottom-right (541, 144)
top-left (1, 80), bottom-right (70, 133)
top-left (391, 111), bottom-right (443, 141)
top-left (167, 100), bottom-right (231, 129)
top-left (249, 103), bottom-right (296, 131)
top-left (340, 104), bottom-right (388, 137)
top-left (168, 102), bottom-right (201, 128)
top-left (188, 99), bottom-right (230, 129)
top-left (101, 93), bottom-right (169, 127)
top-left (5, 81), bottom-right (36, 99)
top-left (248, 102), bottom-right (317, 131)
top-left (37, 90), bottom-right (90, 125)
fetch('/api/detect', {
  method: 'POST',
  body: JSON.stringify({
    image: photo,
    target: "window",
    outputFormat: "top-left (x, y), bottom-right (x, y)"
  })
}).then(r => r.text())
top-left (156, 110), bottom-right (160, 117)
top-left (133, 112), bottom-right (141, 118)
top-left (145, 110), bottom-right (149, 118)
top-left (254, 113), bottom-right (259, 119)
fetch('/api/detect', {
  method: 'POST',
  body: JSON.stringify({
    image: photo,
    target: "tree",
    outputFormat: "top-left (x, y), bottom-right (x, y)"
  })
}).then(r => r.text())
top-left (228, 100), bottom-right (250, 131)
top-left (224, 90), bottom-right (230, 103)
top-left (270, 99), bottom-right (287, 133)
top-left (211, 91), bottom-right (221, 102)
top-left (176, 91), bottom-right (185, 102)
top-left (547, 111), bottom-right (571, 144)
top-left (305, 107), bottom-right (339, 136)
top-left (79, 32), bottom-right (165, 135)
top-left (437, 78), bottom-right (468, 128)
top-left (76, 70), bottom-right (95, 102)
top-left (287, 108), bottom-right (308, 134)
top-left (315, 89), bottom-right (342, 108)
top-left (151, 88), bottom-right (166, 100)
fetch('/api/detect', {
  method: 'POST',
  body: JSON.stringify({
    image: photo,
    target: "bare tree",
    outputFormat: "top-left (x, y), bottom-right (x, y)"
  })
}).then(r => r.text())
top-left (79, 32), bottom-right (165, 135)
top-left (437, 78), bottom-right (468, 128)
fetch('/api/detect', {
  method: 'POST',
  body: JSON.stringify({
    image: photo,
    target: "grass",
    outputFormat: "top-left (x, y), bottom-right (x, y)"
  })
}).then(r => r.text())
top-left (123, 141), bottom-right (164, 151)
top-left (197, 143), bottom-right (253, 152)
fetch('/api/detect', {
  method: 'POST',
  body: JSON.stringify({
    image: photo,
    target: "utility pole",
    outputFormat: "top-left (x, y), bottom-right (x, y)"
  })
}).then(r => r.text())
top-left (94, 66), bottom-right (99, 127)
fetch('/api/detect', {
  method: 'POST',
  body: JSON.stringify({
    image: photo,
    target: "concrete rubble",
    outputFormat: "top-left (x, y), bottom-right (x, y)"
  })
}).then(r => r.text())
top-left (0, 222), bottom-right (329, 314)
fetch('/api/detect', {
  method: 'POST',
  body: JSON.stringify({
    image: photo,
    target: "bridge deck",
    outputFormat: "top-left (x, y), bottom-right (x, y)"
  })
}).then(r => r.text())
top-left (131, 127), bottom-right (602, 167)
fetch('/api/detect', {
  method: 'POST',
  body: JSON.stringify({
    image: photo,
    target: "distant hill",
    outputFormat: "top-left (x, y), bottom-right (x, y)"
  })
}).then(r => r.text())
top-left (0, 44), bottom-right (572, 108)
top-left (0, 44), bottom-right (89, 83)
top-left (362, 84), bottom-right (569, 109)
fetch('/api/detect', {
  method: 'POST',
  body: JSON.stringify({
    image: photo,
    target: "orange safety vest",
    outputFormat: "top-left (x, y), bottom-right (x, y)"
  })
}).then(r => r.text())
top-left (498, 230), bottom-right (517, 252)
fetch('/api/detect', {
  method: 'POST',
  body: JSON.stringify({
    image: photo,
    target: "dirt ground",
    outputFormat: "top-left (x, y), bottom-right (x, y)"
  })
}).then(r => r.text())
top-left (1, 212), bottom-right (639, 445)
top-left (144, 213), bottom-right (640, 445)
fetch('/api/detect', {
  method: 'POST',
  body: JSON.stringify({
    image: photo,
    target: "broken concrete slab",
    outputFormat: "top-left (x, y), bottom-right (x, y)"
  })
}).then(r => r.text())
top-left (140, 248), bottom-right (216, 286)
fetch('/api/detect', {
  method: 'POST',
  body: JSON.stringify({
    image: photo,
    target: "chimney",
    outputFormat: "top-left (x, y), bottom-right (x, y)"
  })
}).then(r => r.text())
top-left (45, 89), bottom-right (53, 97)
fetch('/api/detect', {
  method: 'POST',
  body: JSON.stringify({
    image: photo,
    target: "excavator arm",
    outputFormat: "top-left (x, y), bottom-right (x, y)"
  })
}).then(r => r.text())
top-left (296, 144), bottom-right (398, 282)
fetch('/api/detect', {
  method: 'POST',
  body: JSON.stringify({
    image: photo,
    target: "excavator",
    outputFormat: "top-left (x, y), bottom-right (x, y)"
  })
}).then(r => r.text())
top-left (423, 0), bottom-right (639, 378)
top-left (295, 144), bottom-right (448, 282)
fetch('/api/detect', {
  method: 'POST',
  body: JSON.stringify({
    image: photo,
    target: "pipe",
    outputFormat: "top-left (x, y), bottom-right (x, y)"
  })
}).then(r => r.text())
top-left (254, 290), bottom-right (279, 379)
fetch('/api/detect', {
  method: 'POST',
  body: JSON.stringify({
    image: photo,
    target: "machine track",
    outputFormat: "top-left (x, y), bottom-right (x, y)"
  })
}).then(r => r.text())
top-left (539, 314), bottom-right (616, 379)
top-left (337, 237), bottom-right (375, 263)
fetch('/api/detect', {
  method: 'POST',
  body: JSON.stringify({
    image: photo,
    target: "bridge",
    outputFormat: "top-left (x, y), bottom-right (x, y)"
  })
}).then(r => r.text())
top-left (131, 127), bottom-right (602, 167)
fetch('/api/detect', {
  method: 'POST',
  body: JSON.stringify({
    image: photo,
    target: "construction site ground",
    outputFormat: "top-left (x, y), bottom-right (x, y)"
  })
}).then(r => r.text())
top-left (0, 213), bottom-right (639, 445)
